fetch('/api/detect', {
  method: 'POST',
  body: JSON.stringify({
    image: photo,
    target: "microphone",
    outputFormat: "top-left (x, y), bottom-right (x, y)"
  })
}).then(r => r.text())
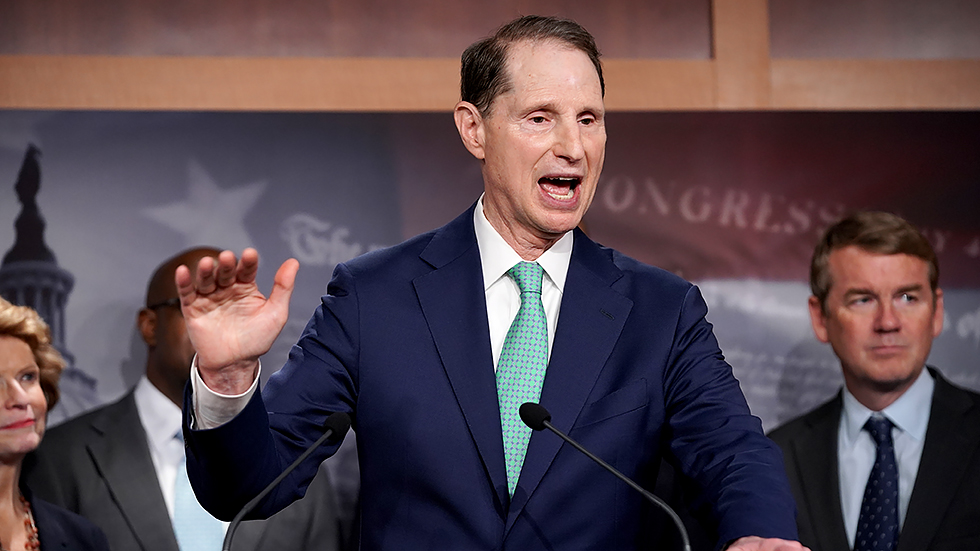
top-left (519, 402), bottom-right (691, 551)
top-left (222, 411), bottom-right (352, 551)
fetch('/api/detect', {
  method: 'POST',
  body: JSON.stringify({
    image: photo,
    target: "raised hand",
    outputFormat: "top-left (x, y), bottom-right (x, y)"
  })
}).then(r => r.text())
top-left (175, 248), bottom-right (299, 394)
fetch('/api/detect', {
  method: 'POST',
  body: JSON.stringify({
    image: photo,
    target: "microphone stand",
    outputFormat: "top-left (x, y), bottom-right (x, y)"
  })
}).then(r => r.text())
top-left (222, 412), bottom-right (351, 551)
top-left (520, 402), bottom-right (691, 551)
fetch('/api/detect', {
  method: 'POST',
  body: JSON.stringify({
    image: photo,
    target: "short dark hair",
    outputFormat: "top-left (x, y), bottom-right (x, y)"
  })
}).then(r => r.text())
top-left (460, 15), bottom-right (604, 117)
top-left (810, 211), bottom-right (939, 311)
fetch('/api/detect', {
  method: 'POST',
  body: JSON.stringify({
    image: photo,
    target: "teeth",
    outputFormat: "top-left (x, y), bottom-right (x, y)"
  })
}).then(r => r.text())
top-left (540, 176), bottom-right (579, 200)
top-left (547, 187), bottom-right (574, 200)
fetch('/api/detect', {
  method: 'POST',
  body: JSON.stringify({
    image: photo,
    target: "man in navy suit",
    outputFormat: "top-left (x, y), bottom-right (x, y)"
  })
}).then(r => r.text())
top-left (179, 15), bottom-right (807, 551)
top-left (768, 212), bottom-right (980, 551)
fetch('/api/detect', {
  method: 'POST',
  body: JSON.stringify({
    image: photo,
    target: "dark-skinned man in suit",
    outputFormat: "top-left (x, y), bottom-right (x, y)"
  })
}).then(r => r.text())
top-left (27, 247), bottom-right (343, 551)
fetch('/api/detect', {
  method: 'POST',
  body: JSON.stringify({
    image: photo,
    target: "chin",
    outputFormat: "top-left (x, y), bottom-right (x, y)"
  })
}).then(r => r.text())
top-left (1, 439), bottom-right (41, 458)
top-left (538, 211), bottom-right (585, 234)
top-left (866, 372), bottom-right (918, 394)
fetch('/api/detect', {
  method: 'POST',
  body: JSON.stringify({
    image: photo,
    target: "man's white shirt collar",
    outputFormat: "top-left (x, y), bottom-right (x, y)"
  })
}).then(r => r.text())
top-left (134, 375), bottom-right (184, 463)
top-left (841, 368), bottom-right (934, 445)
top-left (474, 196), bottom-right (572, 291)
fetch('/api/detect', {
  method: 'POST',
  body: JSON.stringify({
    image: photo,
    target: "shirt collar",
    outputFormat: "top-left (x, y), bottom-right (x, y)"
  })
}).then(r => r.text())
top-left (474, 195), bottom-right (572, 292)
top-left (134, 375), bottom-right (184, 459)
top-left (841, 368), bottom-right (934, 445)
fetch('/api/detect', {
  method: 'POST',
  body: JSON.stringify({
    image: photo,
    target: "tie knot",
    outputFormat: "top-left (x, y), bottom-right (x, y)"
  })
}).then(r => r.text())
top-left (508, 261), bottom-right (544, 295)
top-left (863, 416), bottom-right (894, 447)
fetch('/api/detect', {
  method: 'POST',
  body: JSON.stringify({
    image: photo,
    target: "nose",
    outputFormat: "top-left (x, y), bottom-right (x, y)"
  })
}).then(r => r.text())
top-left (875, 301), bottom-right (901, 333)
top-left (552, 119), bottom-right (585, 162)
top-left (1, 378), bottom-right (29, 409)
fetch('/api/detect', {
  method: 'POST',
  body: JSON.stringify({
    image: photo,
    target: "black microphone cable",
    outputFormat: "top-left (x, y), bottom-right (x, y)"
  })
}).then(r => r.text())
top-left (520, 402), bottom-right (691, 551)
top-left (222, 411), bottom-right (352, 551)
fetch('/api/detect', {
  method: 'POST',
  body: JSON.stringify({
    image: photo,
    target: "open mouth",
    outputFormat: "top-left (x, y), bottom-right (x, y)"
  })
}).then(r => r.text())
top-left (539, 176), bottom-right (580, 200)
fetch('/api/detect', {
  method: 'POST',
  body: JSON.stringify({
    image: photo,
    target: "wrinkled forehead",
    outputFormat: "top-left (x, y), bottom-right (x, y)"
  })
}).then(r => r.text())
top-left (0, 334), bottom-right (36, 368)
top-left (828, 248), bottom-right (934, 289)
top-left (499, 39), bottom-right (604, 106)
top-left (505, 38), bottom-right (599, 79)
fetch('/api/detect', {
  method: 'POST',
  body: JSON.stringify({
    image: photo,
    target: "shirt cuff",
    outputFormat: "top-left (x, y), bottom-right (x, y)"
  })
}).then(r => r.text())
top-left (190, 355), bottom-right (261, 430)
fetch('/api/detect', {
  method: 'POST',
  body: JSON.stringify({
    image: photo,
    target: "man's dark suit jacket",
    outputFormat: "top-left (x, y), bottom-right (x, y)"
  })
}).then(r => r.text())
top-left (183, 204), bottom-right (798, 550)
top-left (768, 368), bottom-right (980, 551)
top-left (26, 392), bottom-right (341, 551)
top-left (26, 489), bottom-right (109, 550)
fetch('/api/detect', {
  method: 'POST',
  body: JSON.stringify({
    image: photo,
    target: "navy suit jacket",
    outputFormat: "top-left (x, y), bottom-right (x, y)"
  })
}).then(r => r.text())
top-left (24, 489), bottom-right (109, 550)
top-left (184, 204), bottom-right (798, 550)
top-left (769, 368), bottom-right (980, 551)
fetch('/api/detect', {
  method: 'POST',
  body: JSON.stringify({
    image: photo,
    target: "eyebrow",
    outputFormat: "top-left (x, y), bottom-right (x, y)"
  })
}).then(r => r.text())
top-left (7, 362), bottom-right (39, 373)
top-left (520, 98), bottom-right (604, 116)
top-left (842, 283), bottom-right (924, 299)
top-left (894, 283), bottom-right (925, 295)
top-left (520, 101), bottom-right (559, 115)
top-left (842, 287), bottom-right (874, 299)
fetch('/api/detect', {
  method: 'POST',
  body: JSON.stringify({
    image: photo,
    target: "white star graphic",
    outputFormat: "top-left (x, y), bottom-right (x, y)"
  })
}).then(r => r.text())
top-left (142, 159), bottom-right (266, 252)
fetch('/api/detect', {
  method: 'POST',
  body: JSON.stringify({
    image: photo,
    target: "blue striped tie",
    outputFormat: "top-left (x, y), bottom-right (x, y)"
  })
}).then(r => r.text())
top-left (496, 261), bottom-right (548, 497)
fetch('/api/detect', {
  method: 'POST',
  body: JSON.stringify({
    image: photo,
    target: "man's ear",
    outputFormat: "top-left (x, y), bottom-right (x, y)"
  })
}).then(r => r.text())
top-left (807, 295), bottom-right (829, 344)
top-left (932, 287), bottom-right (945, 337)
top-left (454, 101), bottom-right (486, 160)
top-left (137, 308), bottom-right (157, 347)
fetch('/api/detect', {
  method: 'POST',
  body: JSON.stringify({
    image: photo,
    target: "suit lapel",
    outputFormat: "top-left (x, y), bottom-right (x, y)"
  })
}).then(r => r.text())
top-left (504, 230), bottom-right (632, 532)
top-left (793, 396), bottom-right (851, 551)
top-left (415, 207), bottom-right (509, 510)
top-left (88, 395), bottom-right (180, 551)
top-left (29, 497), bottom-right (73, 549)
top-left (898, 369), bottom-right (980, 551)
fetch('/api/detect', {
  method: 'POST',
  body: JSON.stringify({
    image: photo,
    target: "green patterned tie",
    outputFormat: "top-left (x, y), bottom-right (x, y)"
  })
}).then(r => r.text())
top-left (496, 261), bottom-right (549, 497)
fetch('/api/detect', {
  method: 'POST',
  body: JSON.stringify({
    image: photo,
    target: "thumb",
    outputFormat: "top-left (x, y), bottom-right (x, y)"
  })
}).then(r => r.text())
top-left (268, 258), bottom-right (300, 311)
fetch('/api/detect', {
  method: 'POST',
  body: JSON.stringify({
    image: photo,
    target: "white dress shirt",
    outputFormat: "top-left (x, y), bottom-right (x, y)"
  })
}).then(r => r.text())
top-left (193, 196), bottom-right (573, 427)
top-left (134, 375), bottom-right (185, 519)
top-left (838, 369), bottom-right (934, 547)
top-left (474, 197), bottom-right (571, 368)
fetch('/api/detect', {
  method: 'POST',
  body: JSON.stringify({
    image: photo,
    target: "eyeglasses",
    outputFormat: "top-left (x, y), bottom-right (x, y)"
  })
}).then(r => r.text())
top-left (146, 297), bottom-right (181, 312)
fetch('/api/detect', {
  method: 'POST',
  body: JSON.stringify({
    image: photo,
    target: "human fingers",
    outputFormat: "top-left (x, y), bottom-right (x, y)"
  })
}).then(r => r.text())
top-left (175, 264), bottom-right (195, 306)
top-left (215, 250), bottom-right (238, 288)
top-left (237, 247), bottom-right (260, 285)
top-left (195, 255), bottom-right (218, 294)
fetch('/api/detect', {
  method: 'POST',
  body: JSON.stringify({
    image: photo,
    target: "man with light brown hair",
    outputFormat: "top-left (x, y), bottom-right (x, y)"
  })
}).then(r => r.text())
top-left (769, 211), bottom-right (980, 551)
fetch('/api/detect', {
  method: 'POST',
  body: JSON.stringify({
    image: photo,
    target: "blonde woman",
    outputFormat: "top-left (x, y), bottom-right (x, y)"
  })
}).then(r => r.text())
top-left (0, 297), bottom-right (107, 550)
